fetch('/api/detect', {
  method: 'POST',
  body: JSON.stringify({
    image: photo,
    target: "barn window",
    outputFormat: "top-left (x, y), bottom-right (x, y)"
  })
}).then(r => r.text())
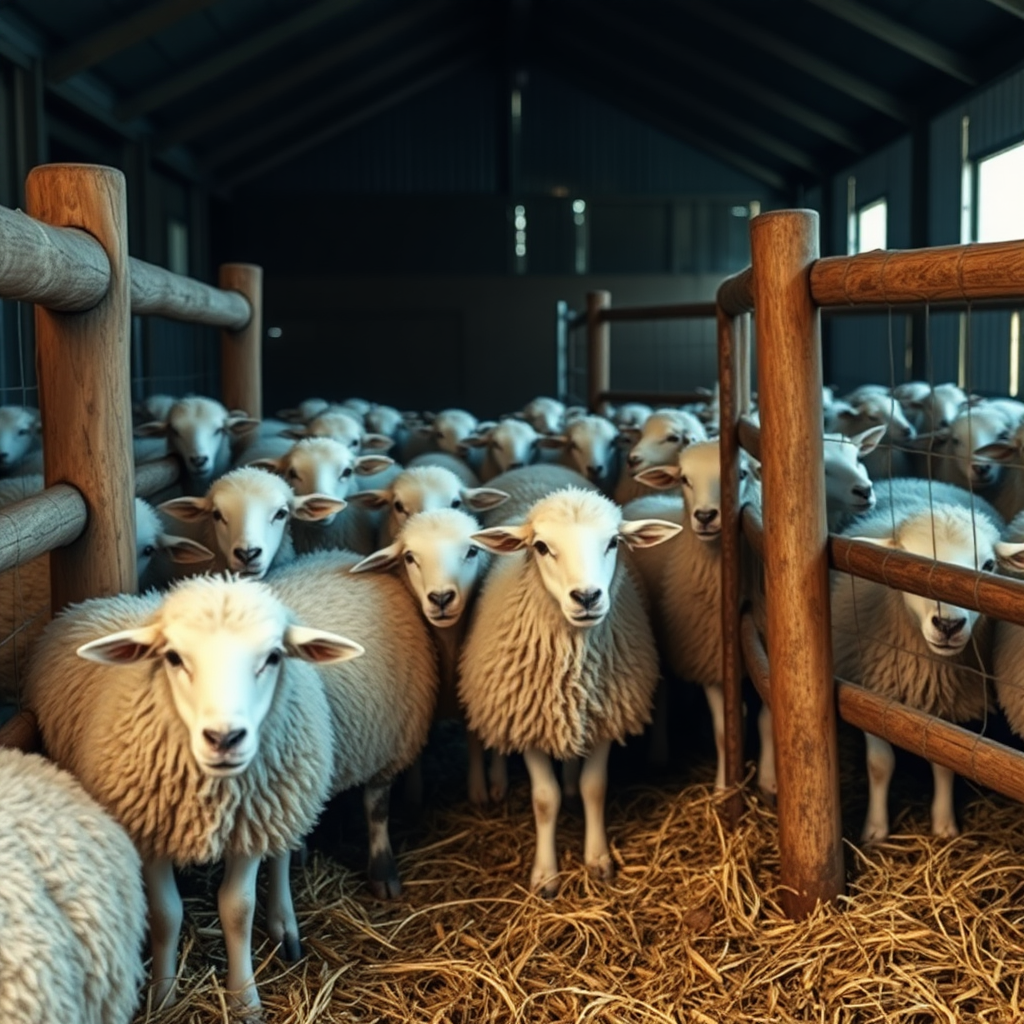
top-left (855, 198), bottom-right (887, 254)
top-left (167, 219), bottom-right (188, 276)
top-left (975, 139), bottom-right (1024, 244)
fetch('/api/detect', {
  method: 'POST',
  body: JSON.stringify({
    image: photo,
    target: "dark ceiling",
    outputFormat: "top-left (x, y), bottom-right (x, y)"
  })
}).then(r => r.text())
top-left (2, 0), bottom-right (1024, 194)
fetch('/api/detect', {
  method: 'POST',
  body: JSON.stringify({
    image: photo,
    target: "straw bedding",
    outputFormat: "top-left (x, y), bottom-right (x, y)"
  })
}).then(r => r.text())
top-left (131, 720), bottom-right (1024, 1023)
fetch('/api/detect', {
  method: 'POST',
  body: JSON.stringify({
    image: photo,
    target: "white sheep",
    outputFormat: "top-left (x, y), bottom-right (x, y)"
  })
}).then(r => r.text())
top-left (459, 487), bottom-right (680, 894)
top-left (0, 746), bottom-right (146, 1024)
top-left (281, 407), bottom-right (394, 456)
top-left (822, 427), bottom-right (885, 532)
top-left (913, 401), bottom-right (1012, 492)
top-left (898, 381), bottom-right (967, 435)
top-left (614, 407), bottom-right (707, 506)
top-left (463, 417), bottom-right (543, 480)
top-left (833, 501), bottom-right (1018, 841)
top-left (350, 463), bottom-right (509, 546)
top-left (608, 402), bottom-right (654, 429)
top-left (135, 396), bottom-right (260, 495)
top-left (959, 419), bottom-right (1024, 522)
top-left (412, 407), bottom-right (480, 459)
top-left (352, 508), bottom-right (507, 804)
top-left (478, 463), bottom-right (597, 529)
top-left (25, 575), bottom-right (358, 1012)
top-left (407, 450), bottom-right (482, 485)
top-left (0, 405), bottom-right (40, 475)
top-left (827, 389), bottom-right (916, 479)
top-left (520, 396), bottom-right (566, 435)
top-left (159, 466), bottom-right (345, 580)
top-left (248, 437), bottom-right (394, 555)
top-left (133, 392), bottom-right (178, 425)
top-left (276, 397), bottom-right (331, 423)
top-left (538, 414), bottom-right (622, 492)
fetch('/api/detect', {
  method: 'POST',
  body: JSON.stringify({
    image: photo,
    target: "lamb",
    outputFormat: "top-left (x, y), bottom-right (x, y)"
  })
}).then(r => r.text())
top-left (0, 747), bottom-right (147, 1024)
top-left (281, 408), bottom-right (394, 456)
top-left (954, 420), bottom-right (1024, 522)
top-left (608, 402), bottom-right (654, 429)
top-left (350, 463), bottom-right (509, 545)
top-left (159, 466), bottom-right (345, 580)
top-left (614, 407), bottom-right (707, 506)
top-left (134, 396), bottom-right (260, 495)
top-left (822, 427), bottom-right (884, 532)
top-left (537, 414), bottom-right (622, 492)
top-left (133, 392), bottom-right (178, 425)
top-left (898, 381), bottom-right (968, 435)
top-left (276, 397), bottom-right (331, 423)
top-left (25, 575), bottom-right (357, 1012)
top-left (0, 405), bottom-right (41, 476)
top-left (478, 463), bottom-right (597, 528)
top-left (459, 487), bottom-right (680, 894)
top-left (827, 388), bottom-right (916, 479)
top-left (407, 449), bottom-right (483, 485)
top-left (352, 508), bottom-right (507, 803)
top-left (248, 438), bottom-right (394, 555)
top-left (832, 501), bottom-right (1018, 841)
top-left (463, 417), bottom-right (544, 480)
top-left (520, 396), bottom-right (566, 435)
top-left (912, 401), bottom-right (1012, 493)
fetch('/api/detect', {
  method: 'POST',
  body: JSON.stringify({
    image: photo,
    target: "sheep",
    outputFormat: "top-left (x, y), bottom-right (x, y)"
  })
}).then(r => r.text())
top-left (247, 438), bottom-right (394, 555)
top-left (912, 402), bottom-right (1012, 492)
top-left (614, 407), bottom-right (708, 506)
top-left (959, 419), bottom-right (1024, 522)
top-left (365, 403), bottom-right (412, 459)
top-left (538, 414), bottom-right (622, 492)
top-left (281, 408), bottom-right (394, 456)
top-left (822, 427), bottom-right (885, 532)
top-left (25, 575), bottom-right (358, 1012)
top-left (459, 487), bottom-right (680, 894)
top-left (0, 404), bottom-right (40, 476)
top-left (277, 397), bottom-right (331, 423)
top-left (898, 381), bottom-right (968, 435)
top-left (478, 464), bottom-right (597, 528)
top-left (630, 440), bottom-right (762, 792)
top-left (520, 396), bottom-right (566, 435)
top-left (134, 396), bottom-right (260, 495)
top-left (608, 402), bottom-right (654, 430)
top-left (407, 449), bottom-right (482, 486)
top-left (462, 418), bottom-right (544, 480)
top-left (352, 508), bottom-right (507, 804)
top-left (350, 463), bottom-right (509, 546)
top-left (133, 392), bottom-right (178, 425)
top-left (827, 388), bottom-right (916, 479)
top-left (0, 747), bottom-right (147, 1024)
top-left (159, 466), bottom-right (345, 580)
top-left (832, 501), bottom-right (1017, 841)
top-left (410, 407), bottom-right (481, 460)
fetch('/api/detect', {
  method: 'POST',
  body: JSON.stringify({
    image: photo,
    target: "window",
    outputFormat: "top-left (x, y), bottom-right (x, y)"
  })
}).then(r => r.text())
top-left (167, 219), bottom-right (188, 276)
top-left (976, 139), bottom-right (1024, 244)
top-left (855, 198), bottom-right (887, 253)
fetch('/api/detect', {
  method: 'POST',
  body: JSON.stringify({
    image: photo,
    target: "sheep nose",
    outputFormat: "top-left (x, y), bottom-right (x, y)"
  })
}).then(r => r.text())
top-left (974, 463), bottom-right (993, 479)
top-left (901, 425), bottom-right (914, 439)
top-left (627, 454), bottom-right (642, 468)
top-left (428, 590), bottom-right (455, 610)
top-left (932, 616), bottom-right (966, 639)
top-left (570, 588), bottom-right (603, 611)
top-left (189, 454), bottom-right (210, 469)
top-left (233, 546), bottom-right (262, 565)
top-left (202, 728), bottom-right (247, 754)
top-left (586, 465), bottom-right (604, 480)
top-left (852, 485), bottom-right (873, 501)
top-left (694, 509), bottom-right (718, 526)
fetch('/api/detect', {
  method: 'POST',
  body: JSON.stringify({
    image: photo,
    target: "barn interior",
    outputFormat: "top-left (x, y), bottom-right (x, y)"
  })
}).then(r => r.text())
top-left (3, 2), bottom-right (1024, 1022)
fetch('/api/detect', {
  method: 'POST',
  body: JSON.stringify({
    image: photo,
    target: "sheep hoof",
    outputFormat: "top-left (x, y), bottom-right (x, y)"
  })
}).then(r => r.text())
top-left (531, 868), bottom-right (560, 898)
top-left (150, 978), bottom-right (178, 1012)
top-left (489, 779), bottom-right (508, 803)
top-left (468, 778), bottom-right (489, 805)
top-left (860, 820), bottom-right (889, 844)
top-left (586, 856), bottom-right (614, 882)
top-left (279, 933), bottom-right (303, 963)
top-left (932, 819), bottom-right (959, 839)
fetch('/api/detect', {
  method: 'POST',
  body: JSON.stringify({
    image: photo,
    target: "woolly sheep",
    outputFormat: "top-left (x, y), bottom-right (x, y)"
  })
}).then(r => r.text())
top-left (463, 418), bottom-right (544, 480)
top-left (822, 427), bottom-right (885, 532)
top-left (478, 464), bottom-right (597, 528)
top-left (25, 576), bottom-right (359, 1012)
top-left (248, 438), bottom-right (393, 555)
top-left (459, 487), bottom-right (680, 894)
top-left (159, 466), bottom-right (344, 580)
top-left (407, 450), bottom-right (482, 486)
top-left (135, 396), bottom-right (259, 495)
top-left (277, 397), bottom-right (331, 423)
top-left (899, 381), bottom-right (967, 435)
top-left (963, 417), bottom-right (1024, 522)
top-left (538, 414), bottom-right (622, 491)
top-left (520, 396), bottom-right (566, 435)
top-left (133, 392), bottom-right (178, 425)
top-left (282, 408), bottom-right (394, 457)
top-left (0, 405), bottom-right (40, 475)
top-left (608, 402), bottom-right (654, 429)
top-left (0, 747), bottom-right (147, 1024)
top-left (614, 407), bottom-right (707, 506)
top-left (913, 402), bottom-right (1012, 492)
top-left (414, 408), bottom-right (480, 458)
top-left (352, 508), bottom-right (508, 803)
top-left (827, 389), bottom-right (916, 479)
top-left (833, 502), bottom-right (1019, 841)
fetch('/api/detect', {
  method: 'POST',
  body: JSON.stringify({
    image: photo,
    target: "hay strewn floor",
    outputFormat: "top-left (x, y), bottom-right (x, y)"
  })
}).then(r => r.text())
top-left (132, 728), bottom-right (1024, 1024)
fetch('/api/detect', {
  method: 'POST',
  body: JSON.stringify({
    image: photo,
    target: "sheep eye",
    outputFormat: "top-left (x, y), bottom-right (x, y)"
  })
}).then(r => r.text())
top-left (451, 498), bottom-right (461, 508)
top-left (739, 469), bottom-right (748, 481)
top-left (164, 650), bottom-right (182, 668)
top-left (212, 508), bottom-right (225, 523)
top-left (568, 442), bottom-right (579, 452)
top-left (265, 650), bottom-right (282, 668)
top-left (394, 500), bottom-right (406, 515)
top-left (466, 546), bottom-right (479, 559)
top-left (435, 430), bottom-right (444, 441)
top-left (273, 506), bottom-right (289, 522)
top-left (404, 552), bottom-right (416, 565)
top-left (350, 440), bottom-right (359, 449)
top-left (216, 426), bottom-right (226, 435)
top-left (605, 536), bottom-right (619, 552)
top-left (665, 434), bottom-right (680, 444)
top-left (534, 540), bottom-right (550, 556)
top-left (341, 468), bottom-right (353, 478)
top-left (680, 475), bottom-right (691, 488)
top-left (983, 558), bottom-right (995, 572)
top-left (142, 544), bottom-right (155, 557)
top-left (287, 468), bottom-right (299, 480)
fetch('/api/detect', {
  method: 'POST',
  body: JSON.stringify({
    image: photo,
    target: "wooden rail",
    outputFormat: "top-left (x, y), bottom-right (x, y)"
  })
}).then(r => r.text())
top-left (599, 301), bottom-right (717, 322)
top-left (134, 457), bottom-right (182, 499)
top-left (596, 389), bottom-right (712, 407)
top-left (0, 485), bottom-right (87, 574)
top-left (717, 267), bottom-right (755, 317)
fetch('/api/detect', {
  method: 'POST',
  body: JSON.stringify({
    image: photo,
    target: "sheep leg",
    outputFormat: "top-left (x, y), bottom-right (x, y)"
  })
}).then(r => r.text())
top-left (402, 757), bottom-right (424, 806)
top-left (364, 780), bottom-right (401, 899)
top-left (466, 729), bottom-right (488, 805)
top-left (704, 683), bottom-right (727, 791)
top-left (143, 856), bottom-right (182, 1011)
top-left (218, 851), bottom-right (262, 1013)
top-left (562, 756), bottom-right (581, 800)
top-left (862, 732), bottom-right (895, 842)
top-left (580, 738), bottom-right (613, 880)
top-left (265, 851), bottom-right (302, 962)
top-left (523, 746), bottom-right (561, 897)
top-left (489, 751), bottom-right (509, 803)
top-left (757, 703), bottom-right (777, 801)
top-left (930, 761), bottom-right (959, 838)
top-left (647, 678), bottom-right (670, 767)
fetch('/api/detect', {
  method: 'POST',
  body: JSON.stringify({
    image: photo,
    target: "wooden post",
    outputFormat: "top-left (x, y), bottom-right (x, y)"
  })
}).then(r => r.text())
top-left (717, 305), bottom-right (746, 827)
top-left (738, 313), bottom-right (752, 415)
top-left (26, 163), bottom-right (136, 609)
top-left (219, 262), bottom-right (262, 418)
top-left (750, 209), bottom-right (844, 917)
top-left (586, 290), bottom-right (610, 413)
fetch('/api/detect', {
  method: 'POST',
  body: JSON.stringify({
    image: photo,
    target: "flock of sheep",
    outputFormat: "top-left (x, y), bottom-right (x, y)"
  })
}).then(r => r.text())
top-left (2, 379), bottom-right (1024, 1020)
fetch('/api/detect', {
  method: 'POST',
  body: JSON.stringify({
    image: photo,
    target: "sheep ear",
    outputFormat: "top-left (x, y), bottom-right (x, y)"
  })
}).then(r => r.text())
top-left (995, 541), bottom-right (1024, 571)
top-left (280, 426), bottom-right (308, 440)
top-left (77, 625), bottom-right (161, 664)
top-left (461, 433), bottom-right (491, 449)
top-left (537, 434), bottom-right (568, 451)
top-left (159, 496), bottom-right (212, 522)
top-left (471, 525), bottom-right (530, 554)
top-left (158, 535), bottom-right (215, 565)
top-left (248, 457), bottom-right (284, 475)
top-left (361, 432), bottom-right (395, 453)
top-left (618, 519), bottom-right (682, 548)
top-left (134, 420), bottom-right (168, 438)
top-left (347, 489), bottom-right (390, 510)
top-left (635, 465), bottom-right (680, 490)
top-left (276, 407), bottom-right (302, 422)
top-left (284, 625), bottom-right (364, 664)
top-left (291, 494), bottom-right (346, 521)
top-left (227, 417), bottom-right (261, 438)
top-left (852, 425), bottom-right (886, 456)
top-left (350, 542), bottom-right (403, 573)
top-left (461, 487), bottom-right (509, 511)
top-left (355, 455), bottom-right (394, 476)
top-left (976, 440), bottom-right (1019, 463)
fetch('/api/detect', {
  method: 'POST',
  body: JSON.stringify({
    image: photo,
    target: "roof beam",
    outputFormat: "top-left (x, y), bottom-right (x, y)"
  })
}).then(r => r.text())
top-left (45, 0), bottom-right (220, 82)
top-left (222, 53), bottom-right (478, 189)
top-left (569, 0), bottom-right (862, 153)
top-left (802, 0), bottom-right (976, 84)
top-left (556, 31), bottom-right (822, 174)
top-left (680, 0), bottom-right (914, 123)
top-left (156, 0), bottom-right (456, 151)
top-left (115, 0), bottom-right (367, 121)
top-left (981, 0), bottom-right (1024, 20)
top-left (204, 24), bottom-right (477, 168)
top-left (546, 51), bottom-right (787, 191)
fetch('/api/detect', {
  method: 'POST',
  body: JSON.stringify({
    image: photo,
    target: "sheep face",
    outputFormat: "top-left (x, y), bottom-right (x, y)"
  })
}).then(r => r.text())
top-left (823, 429), bottom-right (882, 518)
top-left (160, 468), bottom-right (345, 579)
top-left (77, 578), bottom-right (362, 776)
top-left (907, 382), bottom-right (967, 434)
top-left (946, 406), bottom-right (1011, 489)
top-left (0, 405), bottom-right (39, 469)
top-left (611, 403), bottom-right (654, 429)
top-left (522, 396), bottom-right (565, 435)
top-left (467, 419), bottom-right (541, 473)
top-left (426, 409), bottom-right (478, 456)
top-left (625, 409), bottom-right (707, 476)
top-left (474, 488), bottom-right (680, 627)
top-left (365, 404), bottom-right (405, 438)
top-left (828, 393), bottom-right (915, 445)
top-left (134, 498), bottom-right (213, 578)
top-left (352, 509), bottom-right (488, 627)
top-left (276, 397), bottom-right (330, 424)
top-left (540, 415), bottom-right (620, 483)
